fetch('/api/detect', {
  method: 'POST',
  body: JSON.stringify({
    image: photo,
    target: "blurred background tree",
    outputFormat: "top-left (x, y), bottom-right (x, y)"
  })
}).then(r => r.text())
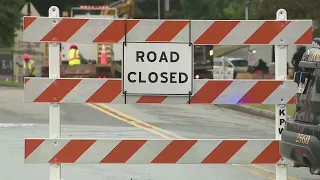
top-left (2, 0), bottom-right (320, 47)
top-left (0, 0), bottom-right (25, 47)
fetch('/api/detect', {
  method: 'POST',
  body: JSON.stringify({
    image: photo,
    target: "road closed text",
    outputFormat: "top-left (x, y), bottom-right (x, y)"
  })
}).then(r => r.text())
top-left (123, 43), bottom-right (192, 95)
top-left (128, 72), bottom-right (188, 83)
top-left (127, 51), bottom-right (188, 83)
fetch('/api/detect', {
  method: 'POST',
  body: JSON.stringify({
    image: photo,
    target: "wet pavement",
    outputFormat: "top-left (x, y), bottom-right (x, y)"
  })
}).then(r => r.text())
top-left (0, 87), bottom-right (317, 180)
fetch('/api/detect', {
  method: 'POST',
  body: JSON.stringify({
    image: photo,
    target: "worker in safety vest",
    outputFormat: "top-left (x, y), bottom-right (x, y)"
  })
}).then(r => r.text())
top-left (22, 54), bottom-right (36, 77)
top-left (68, 44), bottom-right (81, 65)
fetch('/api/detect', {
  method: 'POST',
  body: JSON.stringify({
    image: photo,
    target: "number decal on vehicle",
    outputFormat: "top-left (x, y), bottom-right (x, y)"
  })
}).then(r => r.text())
top-left (296, 133), bottom-right (311, 145)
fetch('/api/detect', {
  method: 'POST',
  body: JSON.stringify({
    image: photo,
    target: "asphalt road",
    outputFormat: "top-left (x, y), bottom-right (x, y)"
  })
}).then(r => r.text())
top-left (0, 86), bottom-right (317, 180)
top-left (0, 86), bottom-right (126, 127)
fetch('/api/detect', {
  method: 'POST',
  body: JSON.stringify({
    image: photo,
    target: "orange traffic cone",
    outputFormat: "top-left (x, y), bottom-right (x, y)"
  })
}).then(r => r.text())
top-left (100, 44), bottom-right (108, 65)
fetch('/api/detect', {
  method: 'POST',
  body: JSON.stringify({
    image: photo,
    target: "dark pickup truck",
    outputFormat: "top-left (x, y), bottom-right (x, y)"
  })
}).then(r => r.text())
top-left (280, 39), bottom-right (320, 175)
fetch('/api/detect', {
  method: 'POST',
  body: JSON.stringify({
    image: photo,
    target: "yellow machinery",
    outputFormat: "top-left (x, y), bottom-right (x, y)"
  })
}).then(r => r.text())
top-left (101, 0), bottom-right (135, 18)
top-left (98, 0), bottom-right (135, 63)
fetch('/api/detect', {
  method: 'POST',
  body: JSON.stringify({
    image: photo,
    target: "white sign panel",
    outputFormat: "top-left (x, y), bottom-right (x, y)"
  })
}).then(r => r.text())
top-left (123, 43), bottom-right (193, 95)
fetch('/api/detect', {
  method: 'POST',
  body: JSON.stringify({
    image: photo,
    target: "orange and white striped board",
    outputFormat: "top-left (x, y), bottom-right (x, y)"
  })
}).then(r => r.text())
top-left (24, 78), bottom-right (297, 104)
top-left (23, 17), bottom-right (312, 45)
top-left (25, 138), bottom-right (283, 164)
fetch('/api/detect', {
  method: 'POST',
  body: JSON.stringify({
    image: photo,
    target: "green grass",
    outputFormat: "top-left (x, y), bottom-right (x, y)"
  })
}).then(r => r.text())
top-left (247, 104), bottom-right (295, 116)
top-left (213, 45), bottom-right (248, 57)
top-left (0, 80), bottom-right (23, 87)
top-left (0, 47), bottom-right (12, 54)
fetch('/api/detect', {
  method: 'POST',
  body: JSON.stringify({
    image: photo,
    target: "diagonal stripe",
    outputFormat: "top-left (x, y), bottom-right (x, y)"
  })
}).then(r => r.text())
top-left (86, 79), bottom-right (121, 103)
top-left (76, 140), bottom-right (120, 163)
top-left (271, 20), bottom-right (312, 45)
top-left (252, 141), bottom-right (282, 163)
top-left (146, 21), bottom-right (189, 42)
top-left (24, 17), bottom-right (36, 30)
top-left (126, 140), bottom-right (171, 163)
top-left (227, 140), bottom-right (273, 164)
top-left (190, 21), bottom-right (213, 44)
top-left (41, 18), bottom-right (88, 42)
top-left (34, 79), bottom-right (81, 102)
top-left (171, 24), bottom-right (189, 42)
top-left (244, 21), bottom-right (290, 44)
top-left (24, 78), bottom-right (55, 102)
top-left (288, 96), bottom-right (296, 104)
top-left (151, 140), bottom-right (197, 163)
top-left (163, 79), bottom-right (208, 104)
top-left (67, 19), bottom-right (114, 43)
top-left (177, 140), bottom-right (222, 164)
top-left (62, 79), bottom-right (105, 103)
top-left (161, 96), bottom-right (189, 104)
top-left (23, 17), bottom-right (60, 42)
top-left (125, 20), bottom-right (163, 42)
top-left (262, 80), bottom-right (297, 104)
top-left (189, 81), bottom-right (232, 103)
top-left (237, 81), bottom-right (282, 104)
top-left (136, 96), bottom-right (167, 103)
top-left (93, 20), bottom-right (139, 43)
top-left (194, 21), bottom-right (240, 44)
top-left (24, 77), bottom-right (30, 84)
top-left (219, 21), bottom-right (263, 45)
top-left (100, 140), bottom-right (147, 163)
top-left (25, 139), bottom-right (45, 158)
top-left (49, 140), bottom-right (96, 163)
top-left (126, 20), bottom-right (140, 34)
top-left (295, 27), bottom-right (313, 44)
top-left (25, 139), bottom-right (69, 163)
top-left (202, 140), bottom-right (247, 163)
top-left (213, 80), bottom-right (257, 104)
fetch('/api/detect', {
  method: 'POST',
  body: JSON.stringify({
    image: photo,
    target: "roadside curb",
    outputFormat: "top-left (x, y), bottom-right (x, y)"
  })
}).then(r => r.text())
top-left (0, 84), bottom-right (23, 89)
top-left (216, 104), bottom-right (275, 120)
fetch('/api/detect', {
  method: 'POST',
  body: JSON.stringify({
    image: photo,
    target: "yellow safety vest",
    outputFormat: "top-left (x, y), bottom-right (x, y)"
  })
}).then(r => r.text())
top-left (68, 49), bottom-right (81, 65)
top-left (23, 60), bottom-right (36, 76)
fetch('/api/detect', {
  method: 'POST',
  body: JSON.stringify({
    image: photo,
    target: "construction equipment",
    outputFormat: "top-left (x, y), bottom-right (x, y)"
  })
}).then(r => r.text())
top-left (41, 1), bottom-right (135, 78)
top-left (41, 0), bottom-right (214, 79)
top-left (194, 45), bottom-right (214, 79)
top-left (102, 0), bottom-right (135, 18)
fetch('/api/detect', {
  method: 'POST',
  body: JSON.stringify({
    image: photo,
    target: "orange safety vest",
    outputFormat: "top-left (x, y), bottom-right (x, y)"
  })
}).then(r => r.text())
top-left (23, 60), bottom-right (36, 76)
top-left (68, 49), bottom-right (81, 65)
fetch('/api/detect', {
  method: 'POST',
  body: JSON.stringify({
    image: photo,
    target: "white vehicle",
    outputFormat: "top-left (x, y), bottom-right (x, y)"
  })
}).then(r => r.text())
top-left (212, 57), bottom-right (234, 79)
top-left (227, 57), bottom-right (249, 73)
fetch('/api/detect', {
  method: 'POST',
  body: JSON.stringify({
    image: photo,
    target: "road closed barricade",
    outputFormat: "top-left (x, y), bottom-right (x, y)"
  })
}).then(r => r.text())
top-left (25, 139), bottom-right (281, 164)
top-left (22, 6), bottom-right (312, 180)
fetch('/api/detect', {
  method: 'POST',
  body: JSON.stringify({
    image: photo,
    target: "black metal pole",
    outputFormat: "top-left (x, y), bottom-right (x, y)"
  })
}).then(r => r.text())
top-left (272, 0), bottom-right (277, 63)
top-left (158, 0), bottom-right (165, 19)
top-left (272, 45), bottom-right (275, 62)
top-left (27, 2), bottom-right (31, 16)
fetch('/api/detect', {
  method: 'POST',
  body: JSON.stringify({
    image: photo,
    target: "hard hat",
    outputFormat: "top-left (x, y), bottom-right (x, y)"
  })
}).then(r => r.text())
top-left (69, 44), bottom-right (78, 49)
top-left (23, 54), bottom-right (30, 60)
